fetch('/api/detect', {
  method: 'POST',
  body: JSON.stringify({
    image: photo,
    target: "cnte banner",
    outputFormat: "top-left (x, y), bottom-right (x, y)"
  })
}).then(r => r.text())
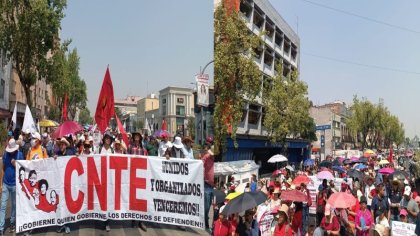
top-left (16, 155), bottom-right (204, 233)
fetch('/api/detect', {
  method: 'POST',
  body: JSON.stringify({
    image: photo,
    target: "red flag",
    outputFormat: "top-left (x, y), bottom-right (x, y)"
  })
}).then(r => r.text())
top-left (161, 119), bottom-right (167, 131)
top-left (62, 94), bottom-right (68, 121)
top-left (388, 145), bottom-right (393, 164)
top-left (115, 115), bottom-right (129, 147)
top-left (95, 67), bottom-right (115, 133)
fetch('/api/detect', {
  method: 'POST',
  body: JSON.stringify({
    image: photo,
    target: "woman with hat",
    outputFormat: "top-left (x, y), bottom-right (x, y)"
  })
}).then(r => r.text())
top-left (54, 138), bottom-right (71, 157)
top-left (128, 132), bottom-right (148, 156)
top-left (0, 139), bottom-right (23, 234)
top-left (171, 136), bottom-right (186, 158)
top-left (80, 140), bottom-right (93, 155)
top-left (270, 188), bottom-right (281, 210)
top-left (355, 196), bottom-right (373, 236)
top-left (319, 203), bottom-right (340, 235)
top-left (274, 204), bottom-right (293, 236)
top-left (158, 133), bottom-right (172, 157)
top-left (114, 139), bottom-right (126, 154)
top-left (182, 136), bottom-right (195, 159)
top-left (99, 132), bottom-right (115, 155)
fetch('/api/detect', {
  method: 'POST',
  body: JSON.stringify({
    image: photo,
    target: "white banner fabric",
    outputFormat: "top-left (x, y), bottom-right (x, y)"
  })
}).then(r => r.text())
top-left (16, 155), bottom-right (204, 233)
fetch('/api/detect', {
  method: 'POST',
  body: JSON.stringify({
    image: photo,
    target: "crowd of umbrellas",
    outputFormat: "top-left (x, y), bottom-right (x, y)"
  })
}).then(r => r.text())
top-left (212, 149), bottom-right (411, 220)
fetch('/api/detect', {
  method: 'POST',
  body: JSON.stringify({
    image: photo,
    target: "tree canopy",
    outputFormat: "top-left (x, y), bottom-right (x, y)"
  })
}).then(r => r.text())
top-left (346, 96), bottom-right (404, 149)
top-left (213, 4), bottom-right (262, 155)
top-left (0, 0), bottom-right (67, 108)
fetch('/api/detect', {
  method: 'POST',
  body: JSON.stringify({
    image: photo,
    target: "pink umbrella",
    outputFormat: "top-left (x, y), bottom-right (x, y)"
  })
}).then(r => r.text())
top-left (51, 121), bottom-right (83, 139)
top-left (316, 171), bottom-right (334, 180)
top-left (350, 156), bottom-right (359, 162)
top-left (281, 190), bottom-right (308, 202)
top-left (327, 192), bottom-right (356, 208)
top-left (379, 167), bottom-right (395, 175)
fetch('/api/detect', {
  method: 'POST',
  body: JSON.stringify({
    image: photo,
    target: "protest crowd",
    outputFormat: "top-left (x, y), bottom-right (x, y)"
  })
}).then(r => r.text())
top-left (210, 150), bottom-right (420, 236)
top-left (0, 125), bottom-right (215, 236)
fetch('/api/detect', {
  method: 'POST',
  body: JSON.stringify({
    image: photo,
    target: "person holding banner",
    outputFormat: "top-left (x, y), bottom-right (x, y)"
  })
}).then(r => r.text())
top-left (26, 133), bottom-right (48, 161)
top-left (202, 144), bottom-right (214, 231)
top-left (0, 139), bottom-right (24, 235)
top-left (158, 133), bottom-right (172, 157)
top-left (127, 132), bottom-right (148, 155)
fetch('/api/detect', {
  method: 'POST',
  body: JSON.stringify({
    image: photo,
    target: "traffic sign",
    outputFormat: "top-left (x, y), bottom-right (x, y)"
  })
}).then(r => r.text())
top-left (316, 124), bottom-right (331, 130)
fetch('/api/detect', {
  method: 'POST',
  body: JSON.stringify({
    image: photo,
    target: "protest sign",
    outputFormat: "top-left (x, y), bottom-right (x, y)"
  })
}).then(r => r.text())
top-left (257, 204), bottom-right (274, 236)
top-left (391, 221), bottom-right (416, 236)
top-left (16, 155), bottom-right (204, 233)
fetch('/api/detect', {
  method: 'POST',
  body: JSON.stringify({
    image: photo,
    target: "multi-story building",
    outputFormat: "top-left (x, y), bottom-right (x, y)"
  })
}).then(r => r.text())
top-left (114, 96), bottom-right (142, 133)
top-left (214, 0), bottom-right (310, 167)
top-left (137, 94), bottom-right (160, 134)
top-left (310, 101), bottom-right (354, 159)
top-left (159, 87), bottom-right (194, 137)
top-left (0, 50), bottom-right (12, 124)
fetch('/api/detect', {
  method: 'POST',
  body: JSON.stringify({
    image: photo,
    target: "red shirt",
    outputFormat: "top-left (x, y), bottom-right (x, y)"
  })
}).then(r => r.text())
top-left (320, 216), bottom-right (340, 231)
top-left (214, 219), bottom-right (233, 236)
top-left (348, 199), bottom-right (360, 222)
top-left (202, 152), bottom-right (214, 186)
top-left (274, 223), bottom-right (293, 236)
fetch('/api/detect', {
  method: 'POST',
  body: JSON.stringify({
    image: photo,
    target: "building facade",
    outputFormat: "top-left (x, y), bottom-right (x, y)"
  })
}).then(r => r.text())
top-left (137, 94), bottom-right (160, 135)
top-left (159, 87), bottom-right (194, 137)
top-left (215, 0), bottom-right (309, 168)
top-left (310, 101), bottom-right (354, 159)
top-left (194, 87), bottom-right (215, 145)
top-left (0, 50), bottom-right (12, 124)
top-left (114, 96), bottom-right (142, 133)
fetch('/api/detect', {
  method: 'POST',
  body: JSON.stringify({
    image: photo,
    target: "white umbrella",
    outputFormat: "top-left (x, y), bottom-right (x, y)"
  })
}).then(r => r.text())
top-left (268, 154), bottom-right (288, 163)
top-left (285, 165), bottom-right (294, 172)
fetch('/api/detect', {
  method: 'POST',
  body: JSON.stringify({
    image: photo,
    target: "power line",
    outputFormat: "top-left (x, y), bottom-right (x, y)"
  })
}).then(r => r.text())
top-left (300, 0), bottom-right (420, 34)
top-left (302, 52), bottom-right (420, 75)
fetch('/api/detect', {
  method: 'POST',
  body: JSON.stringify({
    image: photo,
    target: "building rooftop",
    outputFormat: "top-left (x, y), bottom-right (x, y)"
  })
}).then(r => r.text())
top-left (115, 96), bottom-right (143, 105)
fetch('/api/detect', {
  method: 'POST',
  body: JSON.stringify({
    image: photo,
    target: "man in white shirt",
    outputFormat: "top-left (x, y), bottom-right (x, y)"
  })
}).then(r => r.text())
top-left (182, 136), bottom-right (194, 159)
top-left (365, 176), bottom-right (375, 210)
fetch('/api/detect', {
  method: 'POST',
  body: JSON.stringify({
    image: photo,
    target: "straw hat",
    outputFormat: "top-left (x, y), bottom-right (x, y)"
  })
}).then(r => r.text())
top-left (273, 188), bottom-right (281, 194)
top-left (5, 139), bottom-right (19, 153)
top-left (276, 204), bottom-right (289, 219)
top-left (58, 137), bottom-right (70, 147)
top-left (182, 136), bottom-right (193, 143)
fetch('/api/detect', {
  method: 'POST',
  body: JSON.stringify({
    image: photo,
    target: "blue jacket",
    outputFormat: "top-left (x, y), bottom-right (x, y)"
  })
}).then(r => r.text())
top-left (3, 150), bottom-right (23, 186)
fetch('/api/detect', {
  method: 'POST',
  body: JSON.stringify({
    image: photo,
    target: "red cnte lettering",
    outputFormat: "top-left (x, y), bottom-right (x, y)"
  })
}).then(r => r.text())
top-left (64, 157), bottom-right (84, 214)
top-left (129, 157), bottom-right (147, 212)
top-left (109, 156), bottom-right (128, 210)
top-left (87, 156), bottom-right (108, 211)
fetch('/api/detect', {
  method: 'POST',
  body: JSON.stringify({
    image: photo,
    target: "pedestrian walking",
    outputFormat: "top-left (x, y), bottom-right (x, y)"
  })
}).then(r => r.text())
top-left (0, 139), bottom-right (23, 235)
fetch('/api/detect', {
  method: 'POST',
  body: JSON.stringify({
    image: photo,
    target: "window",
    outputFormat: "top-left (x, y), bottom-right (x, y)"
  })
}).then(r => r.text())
top-left (0, 79), bottom-right (4, 99)
top-left (177, 97), bottom-right (184, 104)
top-left (253, 6), bottom-right (264, 29)
top-left (291, 44), bottom-right (298, 61)
top-left (261, 107), bottom-right (266, 126)
top-left (248, 104), bottom-right (261, 126)
top-left (264, 47), bottom-right (274, 67)
top-left (275, 31), bottom-right (283, 48)
top-left (162, 105), bottom-right (167, 116)
top-left (162, 98), bottom-right (166, 104)
top-left (176, 106), bottom-right (185, 116)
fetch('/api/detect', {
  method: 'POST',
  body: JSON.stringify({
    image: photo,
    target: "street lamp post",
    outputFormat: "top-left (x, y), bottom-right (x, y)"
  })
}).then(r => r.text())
top-left (198, 60), bottom-right (213, 146)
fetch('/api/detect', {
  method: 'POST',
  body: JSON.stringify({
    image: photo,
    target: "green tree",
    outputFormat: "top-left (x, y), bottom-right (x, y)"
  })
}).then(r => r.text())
top-left (0, 0), bottom-right (66, 108)
top-left (186, 116), bottom-right (195, 139)
top-left (49, 41), bottom-right (87, 121)
top-left (78, 107), bottom-right (93, 125)
top-left (262, 65), bottom-right (315, 147)
top-left (214, 4), bottom-right (262, 155)
top-left (347, 97), bottom-right (377, 149)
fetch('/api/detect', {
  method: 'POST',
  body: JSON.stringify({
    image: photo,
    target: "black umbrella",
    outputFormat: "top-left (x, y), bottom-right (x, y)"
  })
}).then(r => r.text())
top-left (221, 191), bottom-right (267, 215)
top-left (332, 159), bottom-right (342, 167)
top-left (343, 159), bottom-right (352, 165)
top-left (358, 157), bottom-right (369, 163)
top-left (214, 190), bottom-right (226, 204)
top-left (388, 170), bottom-right (409, 181)
top-left (319, 160), bottom-right (332, 168)
top-left (347, 169), bottom-right (364, 181)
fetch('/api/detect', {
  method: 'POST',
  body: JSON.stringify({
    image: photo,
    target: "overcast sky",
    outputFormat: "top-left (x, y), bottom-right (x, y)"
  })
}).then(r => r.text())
top-left (60, 0), bottom-right (213, 114)
top-left (272, 0), bottom-right (420, 138)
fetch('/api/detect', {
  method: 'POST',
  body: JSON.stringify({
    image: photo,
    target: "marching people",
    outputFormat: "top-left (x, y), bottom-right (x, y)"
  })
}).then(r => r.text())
top-left (127, 132), bottom-right (148, 155)
top-left (26, 132), bottom-right (48, 160)
top-left (0, 139), bottom-right (24, 235)
top-left (113, 139), bottom-right (126, 154)
top-left (202, 144), bottom-right (214, 231)
top-left (171, 136), bottom-right (186, 158)
top-left (158, 133), bottom-right (172, 157)
top-left (355, 196), bottom-right (373, 236)
top-left (80, 140), bottom-right (93, 155)
top-left (182, 136), bottom-right (195, 159)
top-left (274, 204), bottom-right (293, 236)
top-left (41, 133), bottom-right (54, 157)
